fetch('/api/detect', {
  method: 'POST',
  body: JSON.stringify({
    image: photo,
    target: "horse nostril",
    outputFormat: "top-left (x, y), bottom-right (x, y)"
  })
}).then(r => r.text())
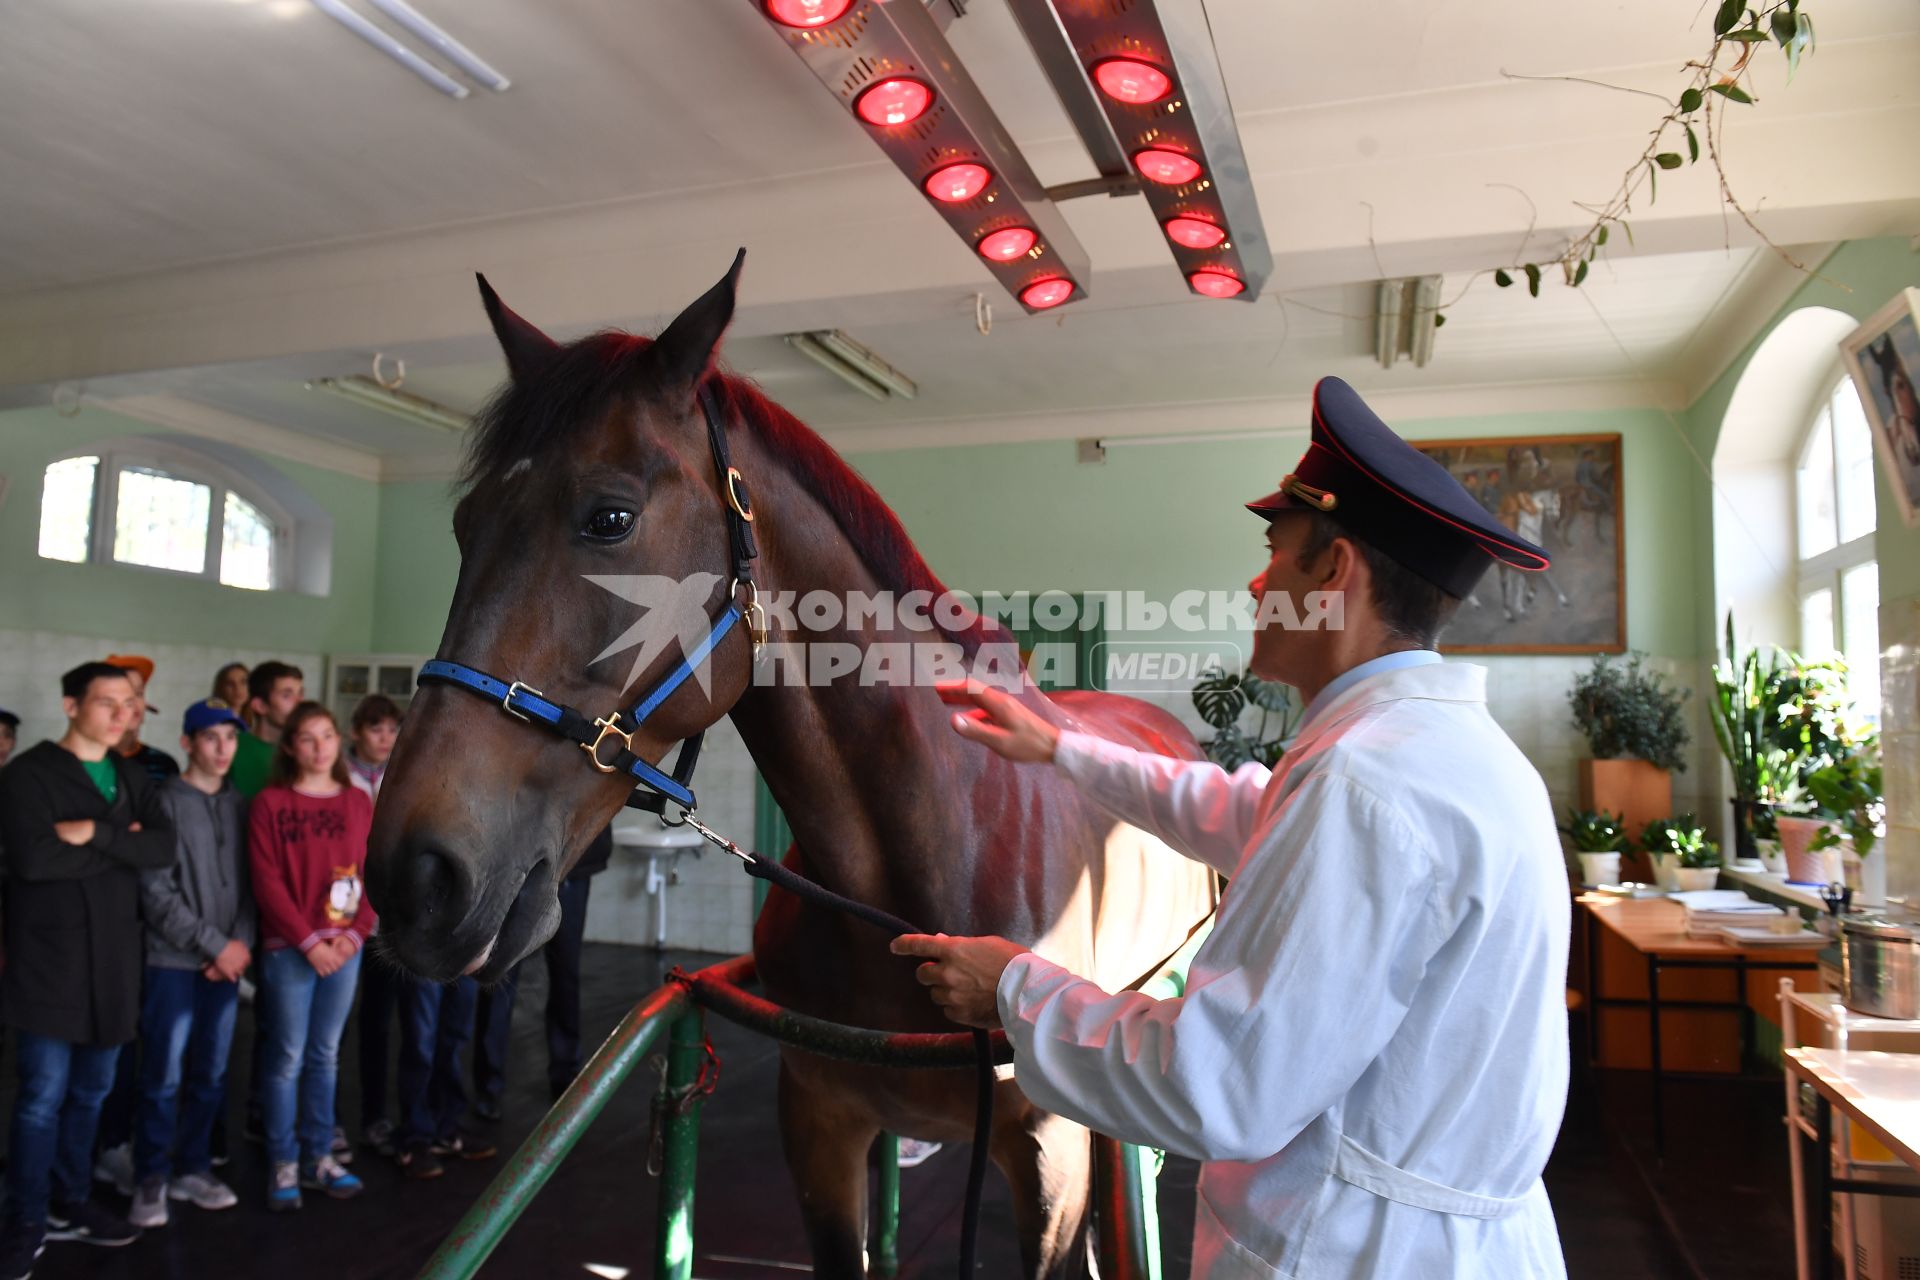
top-left (405, 845), bottom-right (469, 925)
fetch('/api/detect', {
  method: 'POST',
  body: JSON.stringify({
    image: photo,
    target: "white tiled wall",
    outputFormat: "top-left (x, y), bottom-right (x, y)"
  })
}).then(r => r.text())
top-left (1880, 596), bottom-right (1920, 903)
top-left (0, 627), bottom-right (323, 754)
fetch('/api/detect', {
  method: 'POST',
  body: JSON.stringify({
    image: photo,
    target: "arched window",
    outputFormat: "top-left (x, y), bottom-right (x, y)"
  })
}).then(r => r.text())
top-left (36, 441), bottom-right (291, 591)
top-left (1795, 376), bottom-right (1880, 718)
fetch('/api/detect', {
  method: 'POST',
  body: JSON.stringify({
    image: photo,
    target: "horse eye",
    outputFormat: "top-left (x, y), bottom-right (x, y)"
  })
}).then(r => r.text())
top-left (582, 508), bottom-right (636, 541)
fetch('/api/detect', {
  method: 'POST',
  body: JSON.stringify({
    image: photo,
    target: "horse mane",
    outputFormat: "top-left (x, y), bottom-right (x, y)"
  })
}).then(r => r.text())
top-left (459, 333), bottom-right (990, 652)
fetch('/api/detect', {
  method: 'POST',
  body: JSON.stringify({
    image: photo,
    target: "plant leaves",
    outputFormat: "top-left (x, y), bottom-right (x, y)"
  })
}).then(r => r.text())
top-left (1524, 263), bottom-right (1541, 297)
top-left (1710, 80), bottom-right (1756, 104)
top-left (1596, 224), bottom-right (1609, 247)
top-left (1787, 13), bottom-right (1814, 81)
top-left (1433, 312), bottom-right (1447, 328)
top-left (1686, 124), bottom-right (1699, 162)
top-left (1713, 0), bottom-right (1744, 37)
top-left (1621, 219), bottom-right (1634, 247)
top-left (1725, 29), bottom-right (1769, 42)
top-left (1574, 259), bottom-right (1589, 286)
top-left (1494, 268), bottom-right (1513, 288)
top-left (1772, 6), bottom-right (1796, 43)
top-left (1654, 152), bottom-right (1684, 170)
top-left (1647, 160), bottom-right (1657, 202)
top-left (1240, 673), bottom-right (1292, 713)
top-left (1191, 669), bottom-right (1246, 730)
top-left (1679, 87), bottom-right (1703, 113)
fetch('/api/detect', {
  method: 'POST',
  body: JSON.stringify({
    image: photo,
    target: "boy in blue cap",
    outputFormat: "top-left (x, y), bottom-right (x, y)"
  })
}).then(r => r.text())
top-left (126, 699), bottom-right (256, 1228)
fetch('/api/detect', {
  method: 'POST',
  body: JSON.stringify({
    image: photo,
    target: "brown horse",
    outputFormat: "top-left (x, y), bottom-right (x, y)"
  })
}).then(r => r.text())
top-left (366, 255), bottom-right (1216, 1277)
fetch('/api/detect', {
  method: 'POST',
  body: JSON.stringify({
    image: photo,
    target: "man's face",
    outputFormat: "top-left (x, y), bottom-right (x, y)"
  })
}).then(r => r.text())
top-left (1246, 514), bottom-right (1335, 682)
top-left (121, 670), bottom-right (149, 743)
top-left (183, 724), bottom-right (239, 777)
top-left (65, 676), bottom-right (137, 751)
top-left (352, 718), bottom-right (399, 767)
top-left (255, 677), bottom-right (304, 731)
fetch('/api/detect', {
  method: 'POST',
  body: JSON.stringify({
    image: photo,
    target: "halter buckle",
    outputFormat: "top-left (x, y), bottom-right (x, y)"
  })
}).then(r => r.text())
top-left (503, 680), bottom-right (546, 724)
top-left (582, 715), bottom-right (634, 774)
top-left (734, 578), bottom-right (770, 662)
top-left (725, 467), bottom-right (754, 523)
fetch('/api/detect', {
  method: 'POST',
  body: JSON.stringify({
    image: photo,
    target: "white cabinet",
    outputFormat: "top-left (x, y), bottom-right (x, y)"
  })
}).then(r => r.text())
top-left (324, 653), bottom-right (431, 727)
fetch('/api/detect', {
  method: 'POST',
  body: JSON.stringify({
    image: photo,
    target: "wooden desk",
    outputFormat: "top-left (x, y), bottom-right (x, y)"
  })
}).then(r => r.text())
top-left (1785, 1049), bottom-right (1920, 1280)
top-left (1580, 895), bottom-right (1824, 1151)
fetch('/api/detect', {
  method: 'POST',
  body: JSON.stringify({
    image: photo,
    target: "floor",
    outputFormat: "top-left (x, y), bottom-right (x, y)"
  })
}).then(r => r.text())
top-left (21, 943), bottom-right (1804, 1279)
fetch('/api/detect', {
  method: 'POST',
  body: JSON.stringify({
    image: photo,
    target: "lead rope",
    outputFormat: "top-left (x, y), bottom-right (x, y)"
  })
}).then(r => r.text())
top-left (673, 812), bottom-right (993, 1280)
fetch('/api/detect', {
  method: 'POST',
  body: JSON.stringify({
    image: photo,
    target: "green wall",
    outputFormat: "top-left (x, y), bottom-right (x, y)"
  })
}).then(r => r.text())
top-left (0, 404), bottom-right (378, 654)
top-left (372, 479), bottom-right (459, 655)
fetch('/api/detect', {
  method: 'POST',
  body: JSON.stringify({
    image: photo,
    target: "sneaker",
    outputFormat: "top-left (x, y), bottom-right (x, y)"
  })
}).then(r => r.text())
top-left (472, 1098), bottom-right (502, 1123)
top-left (0, 1220), bottom-right (44, 1280)
top-left (90, 1144), bottom-right (133, 1198)
top-left (396, 1143), bottom-right (443, 1181)
top-left (897, 1138), bottom-right (943, 1169)
top-left (329, 1127), bottom-right (354, 1166)
top-left (127, 1178), bottom-right (168, 1230)
top-left (299, 1155), bottom-right (362, 1200)
top-left (44, 1200), bottom-right (138, 1247)
top-left (363, 1118), bottom-right (397, 1159)
top-left (167, 1172), bottom-right (238, 1211)
top-left (267, 1162), bottom-right (302, 1213)
top-left (429, 1131), bottom-right (496, 1161)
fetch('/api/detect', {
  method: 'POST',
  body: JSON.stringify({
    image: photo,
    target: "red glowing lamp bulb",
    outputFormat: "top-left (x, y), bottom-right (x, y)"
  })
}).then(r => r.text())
top-left (924, 162), bottom-right (991, 203)
top-left (764, 0), bottom-right (852, 28)
top-left (977, 227), bottom-right (1037, 262)
top-left (1189, 271), bottom-right (1245, 299)
top-left (853, 78), bottom-right (934, 127)
top-left (1132, 148), bottom-right (1202, 186)
top-left (1021, 278), bottom-right (1075, 310)
top-left (1164, 216), bottom-right (1226, 250)
top-left (1092, 57), bottom-right (1172, 105)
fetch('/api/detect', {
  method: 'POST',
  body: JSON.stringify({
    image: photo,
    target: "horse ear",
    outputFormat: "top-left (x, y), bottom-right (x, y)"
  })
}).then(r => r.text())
top-left (476, 274), bottom-right (560, 382)
top-left (650, 249), bottom-right (745, 391)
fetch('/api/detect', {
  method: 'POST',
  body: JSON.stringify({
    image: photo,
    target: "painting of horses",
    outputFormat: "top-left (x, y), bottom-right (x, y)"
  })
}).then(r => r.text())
top-left (1839, 286), bottom-right (1920, 528)
top-left (1414, 433), bottom-right (1625, 653)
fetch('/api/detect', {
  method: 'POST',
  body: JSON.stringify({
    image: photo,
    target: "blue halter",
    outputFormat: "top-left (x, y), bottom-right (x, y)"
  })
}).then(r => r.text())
top-left (416, 386), bottom-right (763, 814)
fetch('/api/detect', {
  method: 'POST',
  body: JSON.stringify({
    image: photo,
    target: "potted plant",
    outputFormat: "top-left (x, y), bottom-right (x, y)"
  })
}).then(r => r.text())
top-left (1750, 794), bottom-right (1787, 875)
top-left (1707, 615), bottom-right (1803, 864)
top-left (1561, 808), bottom-right (1630, 886)
top-left (1192, 667), bottom-right (1298, 770)
top-left (1807, 739), bottom-right (1887, 903)
top-left (1642, 813), bottom-right (1719, 891)
top-left (1570, 652), bottom-right (1691, 878)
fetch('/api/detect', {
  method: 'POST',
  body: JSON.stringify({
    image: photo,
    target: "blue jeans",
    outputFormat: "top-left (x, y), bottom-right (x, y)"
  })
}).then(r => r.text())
top-left (133, 966), bottom-right (240, 1181)
top-left (259, 946), bottom-right (361, 1167)
top-left (5, 1034), bottom-right (121, 1227)
top-left (396, 975), bottom-right (477, 1147)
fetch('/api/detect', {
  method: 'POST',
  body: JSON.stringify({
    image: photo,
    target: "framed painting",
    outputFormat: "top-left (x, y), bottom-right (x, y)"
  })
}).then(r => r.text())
top-left (1839, 286), bottom-right (1920, 529)
top-left (1413, 433), bottom-right (1626, 654)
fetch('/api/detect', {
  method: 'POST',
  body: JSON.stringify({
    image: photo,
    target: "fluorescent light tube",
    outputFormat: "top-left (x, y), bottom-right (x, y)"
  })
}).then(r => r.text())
top-left (810, 330), bottom-right (918, 400)
top-left (310, 0), bottom-right (469, 98)
top-left (366, 0), bottom-right (511, 92)
top-left (784, 334), bottom-right (890, 402)
top-left (307, 375), bottom-right (471, 432)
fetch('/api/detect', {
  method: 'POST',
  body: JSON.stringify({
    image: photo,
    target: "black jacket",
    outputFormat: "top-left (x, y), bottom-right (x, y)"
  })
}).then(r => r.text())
top-left (0, 741), bottom-right (175, 1045)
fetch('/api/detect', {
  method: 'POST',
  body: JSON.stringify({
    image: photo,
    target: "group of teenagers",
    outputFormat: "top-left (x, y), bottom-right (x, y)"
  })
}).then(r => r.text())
top-left (0, 656), bottom-right (607, 1280)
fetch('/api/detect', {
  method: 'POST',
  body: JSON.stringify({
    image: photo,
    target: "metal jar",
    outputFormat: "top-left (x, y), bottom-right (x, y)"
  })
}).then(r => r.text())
top-left (1841, 917), bottom-right (1920, 1020)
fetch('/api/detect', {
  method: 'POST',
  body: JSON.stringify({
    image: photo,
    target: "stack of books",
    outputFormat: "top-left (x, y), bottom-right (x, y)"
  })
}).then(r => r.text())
top-left (1669, 889), bottom-right (1821, 946)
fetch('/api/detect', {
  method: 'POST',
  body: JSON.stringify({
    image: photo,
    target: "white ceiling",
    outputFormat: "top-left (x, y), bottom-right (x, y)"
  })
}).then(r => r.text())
top-left (2, 0), bottom-right (1916, 467)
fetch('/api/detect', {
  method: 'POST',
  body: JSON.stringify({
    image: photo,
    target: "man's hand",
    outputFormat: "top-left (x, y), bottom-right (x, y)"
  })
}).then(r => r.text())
top-left (890, 933), bottom-right (1029, 1030)
top-left (53, 819), bottom-right (95, 846)
top-left (306, 939), bottom-right (345, 978)
top-left (935, 683), bottom-right (1061, 764)
top-left (212, 939), bottom-right (251, 982)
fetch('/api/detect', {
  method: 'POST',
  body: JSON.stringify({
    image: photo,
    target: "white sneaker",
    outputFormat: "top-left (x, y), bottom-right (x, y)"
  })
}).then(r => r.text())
top-left (896, 1138), bottom-right (943, 1169)
top-left (91, 1144), bottom-right (134, 1198)
top-left (128, 1177), bottom-right (168, 1229)
top-left (167, 1172), bottom-right (238, 1211)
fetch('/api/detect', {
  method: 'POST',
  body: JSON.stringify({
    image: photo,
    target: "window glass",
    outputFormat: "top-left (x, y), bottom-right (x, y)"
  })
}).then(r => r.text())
top-left (1841, 561), bottom-right (1880, 722)
top-left (1833, 385), bottom-right (1878, 544)
top-left (113, 466), bottom-right (210, 573)
top-left (220, 490), bottom-right (274, 590)
top-left (1797, 410), bottom-right (1837, 558)
top-left (1800, 588), bottom-right (1835, 659)
top-left (37, 455), bottom-right (98, 563)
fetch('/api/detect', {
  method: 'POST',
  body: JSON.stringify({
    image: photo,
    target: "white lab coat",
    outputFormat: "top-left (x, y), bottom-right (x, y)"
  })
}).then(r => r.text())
top-left (999, 662), bottom-right (1569, 1279)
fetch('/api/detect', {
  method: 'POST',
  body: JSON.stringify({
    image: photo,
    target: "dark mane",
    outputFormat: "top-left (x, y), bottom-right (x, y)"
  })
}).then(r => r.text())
top-left (459, 333), bottom-right (990, 652)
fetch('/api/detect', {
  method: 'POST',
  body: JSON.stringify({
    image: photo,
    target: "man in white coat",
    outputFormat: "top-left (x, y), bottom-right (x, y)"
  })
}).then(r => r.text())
top-left (896, 376), bottom-right (1571, 1278)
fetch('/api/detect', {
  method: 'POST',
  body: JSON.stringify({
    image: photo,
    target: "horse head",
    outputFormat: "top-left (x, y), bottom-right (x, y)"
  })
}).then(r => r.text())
top-left (366, 254), bottom-right (759, 982)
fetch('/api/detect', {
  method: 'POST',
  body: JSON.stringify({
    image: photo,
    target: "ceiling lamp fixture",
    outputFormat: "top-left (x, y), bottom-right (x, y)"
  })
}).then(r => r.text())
top-left (977, 226), bottom-right (1038, 262)
top-left (1007, 0), bottom-right (1271, 301)
top-left (751, 0), bottom-right (1090, 314)
top-left (306, 375), bottom-right (471, 432)
top-left (763, 0), bottom-right (852, 29)
top-left (1091, 57), bottom-right (1171, 105)
top-left (311, 0), bottom-right (510, 99)
top-left (853, 77), bottom-right (935, 127)
top-left (784, 330), bottom-right (919, 401)
top-left (1374, 276), bottom-right (1444, 368)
